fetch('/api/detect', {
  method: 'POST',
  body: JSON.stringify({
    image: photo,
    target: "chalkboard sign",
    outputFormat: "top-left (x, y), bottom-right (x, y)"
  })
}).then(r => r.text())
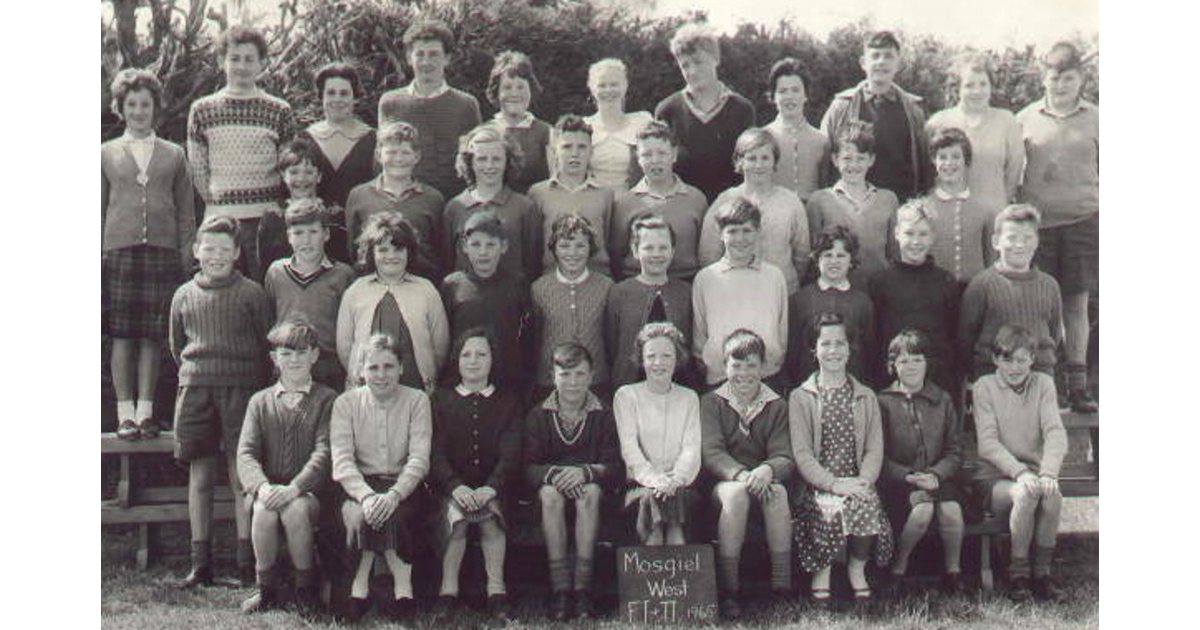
top-left (617, 544), bottom-right (718, 625)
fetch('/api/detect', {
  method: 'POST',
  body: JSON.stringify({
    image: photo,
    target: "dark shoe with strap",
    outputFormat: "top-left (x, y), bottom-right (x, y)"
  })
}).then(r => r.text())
top-left (176, 565), bottom-right (213, 590)
top-left (1008, 576), bottom-right (1033, 602)
top-left (116, 419), bottom-right (141, 440)
top-left (719, 595), bottom-right (743, 619)
top-left (1032, 576), bottom-right (1065, 602)
top-left (809, 588), bottom-right (832, 611)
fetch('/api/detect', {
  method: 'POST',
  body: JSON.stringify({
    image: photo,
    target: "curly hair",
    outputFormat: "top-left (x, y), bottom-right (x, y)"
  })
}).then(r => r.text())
top-left (634, 322), bottom-right (689, 372)
top-left (109, 68), bottom-right (163, 120)
top-left (314, 61), bottom-right (364, 99)
top-left (455, 123), bottom-right (524, 187)
top-left (486, 50), bottom-right (543, 107)
top-left (355, 211), bottom-right (419, 273)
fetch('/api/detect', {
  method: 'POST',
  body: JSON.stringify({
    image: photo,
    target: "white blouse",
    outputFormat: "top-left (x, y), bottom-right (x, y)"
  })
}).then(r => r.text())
top-left (585, 110), bottom-right (653, 191)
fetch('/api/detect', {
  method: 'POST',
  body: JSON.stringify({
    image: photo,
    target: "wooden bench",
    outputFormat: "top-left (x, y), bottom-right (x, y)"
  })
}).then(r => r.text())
top-left (965, 411), bottom-right (1098, 590)
top-left (101, 431), bottom-right (234, 569)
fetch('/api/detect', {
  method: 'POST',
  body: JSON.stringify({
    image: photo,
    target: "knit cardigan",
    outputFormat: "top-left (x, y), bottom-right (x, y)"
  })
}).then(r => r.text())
top-left (787, 374), bottom-right (884, 491)
top-left (531, 271), bottom-right (614, 386)
top-left (169, 271), bottom-right (274, 386)
top-left (603, 277), bottom-right (693, 388)
top-left (101, 136), bottom-right (196, 257)
top-left (654, 89), bottom-right (756, 202)
top-left (612, 382), bottom-right (702, 487)
top-left (377, 87), bottom-right (481, 199)
top-left (236, 383), bottom-right (337, 497)
top-left (428, 386), bottom-right (524, 497)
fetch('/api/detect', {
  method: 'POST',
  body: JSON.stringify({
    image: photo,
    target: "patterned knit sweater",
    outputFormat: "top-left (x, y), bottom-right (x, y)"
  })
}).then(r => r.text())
top-left (531, 271), bottom-right (614, 386)
top-left (169, 271), bottom-right (274, 386)
top-left (236, 382), bottom-right (336, 496)
top-left (377, 87), bottom-right (481, 199)
top-left (187, 88), bottom-right (295, 219)
top-left (958, 265), bottom-right (1063, 375)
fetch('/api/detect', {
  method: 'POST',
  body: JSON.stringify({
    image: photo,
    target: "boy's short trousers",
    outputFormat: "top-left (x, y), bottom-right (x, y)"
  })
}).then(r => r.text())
top-left (1035, 214), bottom-right (1098, 295)
top-left (173, 385), bottom-right (256, 462)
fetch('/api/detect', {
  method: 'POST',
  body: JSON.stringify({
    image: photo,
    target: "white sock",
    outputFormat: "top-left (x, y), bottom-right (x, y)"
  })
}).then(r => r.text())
top-left (117, 401), bottom-right (136, 421)
top-left (136, 400), bottom-right (154, 422)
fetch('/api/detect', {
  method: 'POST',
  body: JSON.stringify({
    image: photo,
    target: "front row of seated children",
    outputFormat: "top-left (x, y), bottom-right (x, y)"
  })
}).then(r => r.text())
top-left (223, 312), bottom-right (1067, 622)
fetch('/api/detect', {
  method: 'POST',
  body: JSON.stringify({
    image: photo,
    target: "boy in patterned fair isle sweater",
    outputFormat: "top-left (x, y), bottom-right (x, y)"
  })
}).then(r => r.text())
top-left (188, 25), bottom-right (295, 281)
top-left (236, 320), bottom-right (336, 617)
top-left (170, 215), bottom-right (275, 589)
top-left (378, 20), bottom-right (482, 200)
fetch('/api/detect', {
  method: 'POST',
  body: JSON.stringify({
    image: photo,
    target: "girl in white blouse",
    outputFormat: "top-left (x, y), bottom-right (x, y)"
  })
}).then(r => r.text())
top-left (584, 59), bottom-right (653, 192)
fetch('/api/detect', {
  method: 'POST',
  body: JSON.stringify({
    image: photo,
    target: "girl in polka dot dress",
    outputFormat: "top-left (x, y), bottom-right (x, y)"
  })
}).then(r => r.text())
top-left (788, 312), bottom-right (892, 606)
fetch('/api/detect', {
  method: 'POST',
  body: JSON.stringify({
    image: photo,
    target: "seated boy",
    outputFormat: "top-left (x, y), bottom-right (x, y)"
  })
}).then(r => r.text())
top-left (170, 215), bottom-right (274, 588)
top-left (692, 199), bottom-right (788, 390)
top-left (959, 204), bottom-right (1063, 381)
top-left (524, 343), bottom-right (622, 620)
top-left (605, 215), bottom-right (694, 389)
top-left (805, 123), bottom-right (899, 285)
top-left (972, 324), bottom-right (1067, 602)
top-left (377, 19), bottom-right (481, 199)
top-left (819, 30), bottom-right (931, 201)
top-left (262, 199), bottom-right (356, 391)
top-left (529, 114), bottom-right (614, 275)
top-left (654, 23), bottom-right (756, 202)
top-left (344, 122), bottom-right (445, 280)
top-left (236, 320), bottom-right (337, 616)
top-left (923, 127), bottom-right (998, 283)
top-left (188, 25), bottom-right (295, 280)
top-left (700, 329), bottom-right (796, 619)
top-left (439, 211), bottom-right (534, 397)
top-left (609, 121), bottom-right (708, 281)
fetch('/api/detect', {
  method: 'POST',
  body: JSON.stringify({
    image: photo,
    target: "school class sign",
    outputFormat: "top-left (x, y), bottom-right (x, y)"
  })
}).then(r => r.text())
top-left (617, 544), bottom-right (718, 624)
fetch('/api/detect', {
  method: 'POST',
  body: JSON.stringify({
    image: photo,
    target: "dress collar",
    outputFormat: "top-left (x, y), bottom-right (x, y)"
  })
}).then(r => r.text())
top-left (274, 379), bottom-right (313, 397)
top-left (493, 111), bottom-right (536, 129)
top-left (934, 187), bottom-right (971, 201)
top-left (716, 256), bottom-right (761, 272)
top-left (456, 383), bottom-right (496, 398)
top-left (556, 268), bottom-right (591, 286)
top-left (307, 118), bottom-right (371, 141)
top-left (121, 130), bottom-right (157, 145)
top-left (817, 278), bottom-right (851, 292)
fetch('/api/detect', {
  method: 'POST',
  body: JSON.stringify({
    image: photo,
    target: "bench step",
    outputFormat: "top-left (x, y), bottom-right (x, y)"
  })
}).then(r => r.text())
top-left (101, 432), bottom-right (176, 454)
top-left (102, 500), bottom-right (234, 525)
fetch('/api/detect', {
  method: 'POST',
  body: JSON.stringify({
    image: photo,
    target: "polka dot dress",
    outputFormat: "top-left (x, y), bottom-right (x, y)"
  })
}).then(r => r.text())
top-left (794, 380), bottom-right (894, 573)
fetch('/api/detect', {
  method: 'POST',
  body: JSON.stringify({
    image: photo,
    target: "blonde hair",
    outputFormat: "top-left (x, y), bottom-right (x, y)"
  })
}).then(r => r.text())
top-left (588, 58), bottom-right (628, 87)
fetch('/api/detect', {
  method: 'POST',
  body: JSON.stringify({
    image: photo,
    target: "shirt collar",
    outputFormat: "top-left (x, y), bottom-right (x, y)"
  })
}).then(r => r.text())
top-left (818, 278), bottom-right (852, 292)
top-left (833, 180), bottom-right (877, 201)
top-left (402, 81), bottom-right (449, 99)
top-left (934, 187), bottom-right (971, 201)
top-left (493, 111), bottom-right (536, 129)
top-left (556, 267), bottom-right (591, 285)
top-left (1037, 97), bottom-right (1093, 119)
top-left (714, 381), bottom-right (780, 423)
top-left (542, 390), bottom-right (604, 413)
top-left (630, 176), bottom-right (686, 199)
top-left (682, 82), bottom-right (732, 122)
top-left (863, 82), bottom-right (900, 102)
top-left (468, 186), bottom-right (512, 207)
top-left (456, 383), bottom-right (496, 398)
top-left (371, 174), bottom-right (423, 198)
top-left (274, 379), bottom-right (313, 397)
top-left (369, 272), bottom-right (414, 286)
top-left (307, 118), bottom-right (371, 141)
top-left (716, 255), bottom-right (761, 272)
top-left (285, 256), bottom-right (334, 273)
top-left (549, 176), bottom-right (599, 194)
top-left (121, 130), bottom-right (156, 144)
top-left (881, 381), bottom-right (938, 402)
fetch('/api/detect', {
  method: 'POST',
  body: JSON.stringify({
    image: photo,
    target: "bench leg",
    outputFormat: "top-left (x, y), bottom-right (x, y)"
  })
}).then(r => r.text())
top-left (979, 533), bottom-right (994, 591)
top-left (137, 523), bottom-right (156, 570)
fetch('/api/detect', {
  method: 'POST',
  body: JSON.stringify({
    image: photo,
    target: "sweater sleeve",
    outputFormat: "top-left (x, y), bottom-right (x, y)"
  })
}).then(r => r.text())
top-left (392, 393), bottom-right (432, 498)
top-left (1035, 377), bottom-right (1068, 478)
top-left (523, 198), bottom-right (545, 280)
top-left (523, 409), bottom-right (554, 488)
top-left (696, 199), bottom-right (723, 267)
top-left (927, 396), bottom-right (963, 482)
top-left (485, 401), bottom-right (523, 496)
top-left (788, 390), bottom-right (837, 491)
top-left (330, 394), bottom-right (372, 502)
top-left (101, 158), bottom-right (110, 238)
top-left (762, 402), bottom-right (796, 482)
top-left (859, 390), bottom-right (884, 483)
top-left (668, 392), bottom-right (703, 486)
top-left (790, 196), bottom-right (811, 280)
top-left (235, 394), bottom-right (270, 496)
top-left (169, 289), bottom-right (187, 366)
top-left (173, 153), bottom-right (197, 266)
top-left (427, 287), bottom-right (451, 378)
top-left (973, 380), bottom-right (1029, 480)
top-left (691, 275), bottom-right (709, 369)
top-left (612, 387), bottom-right (660, 486)
top-left (699, 395), bottom-right (744, 480)
top-left (290, 392), bottom-right (333, 494)
top-left (186, 104), bottom-right (211, 204)
top-left (590, 409), bottom-right (623, 485)
top-left (335, 284), bottom-right (356, 372)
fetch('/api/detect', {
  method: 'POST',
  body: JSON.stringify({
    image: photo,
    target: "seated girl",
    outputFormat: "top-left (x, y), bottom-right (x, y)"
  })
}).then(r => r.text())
top-left (330, 333), bottom-right (432, 622)
top-left (524, 342), bottom-right (622, 620)
top-left (429, 329), bottom-right (523, 620)
top-left (788, 312), bottom-right (892, 606)
top-left (613, 322), bottom-right (701, 546)
top-left (876, 329), bottom-right (965, 596)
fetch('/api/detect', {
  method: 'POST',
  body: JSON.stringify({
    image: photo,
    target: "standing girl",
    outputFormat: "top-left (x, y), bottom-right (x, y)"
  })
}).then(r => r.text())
top-left (584, 58), bottom-right (653, 192)
top-left (789, 313), bottom-right (892, 605)
top-left (487, 50), bottom-right (551, 193)
top-left (102, 68), bottom-right (195, 439)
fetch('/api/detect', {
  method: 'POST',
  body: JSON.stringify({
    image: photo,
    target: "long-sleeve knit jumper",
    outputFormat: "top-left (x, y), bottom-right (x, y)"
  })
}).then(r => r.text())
top-left (529, 179), bottom-right (615, 275)
top-left (377, 87), bottom-right (481, 200)
top-left (867, 258), bottom-right (960, 390)
top-left (523, 392), bottom-right (622, 489)
top-left (654, 89), bottom-right (756, 202)
top-left (613, 382), bottom-right (702, 487)
top-left (1016, 99), bottom-right (1099, 229)
top-left (698, 184), bottom-right (811, 293)
top-left (609, 178), bottom-right (709, 280)
top-left (187, 88), bottom-right (295, 220)
top-left (236, 382), bottom-right (336, 496)
top-left (443, 187), bottom-right (543, 282)
top-left (604, 277), bottom-right (693, 388)
top-left (699, 384), bottom-right (796, 483)
top-left (169, 271), bottom-right (273, 386)
top-left (805, 183), bottom-right (899, 284)
top-left (788, 283), bottom-right (874, 384)
top-left (345, 177), bottom-right (446, 279)
top-left (692, 258), bottom-right (789, 384)
top-left (971, 372), bottom-right (1067, 482)
top-left (958, 265), bottom-right (1063, 376)
top-left (263, 259), bottom-right (355, 358)
top-left (926, 106), bottom-right (1025, 210)
top-left (531, 271), bottom-right (614, 387)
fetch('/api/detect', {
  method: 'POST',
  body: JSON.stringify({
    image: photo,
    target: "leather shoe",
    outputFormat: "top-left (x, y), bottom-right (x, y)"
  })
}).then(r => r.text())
top-left (176, 565), bottom-right (213, 589)
top-left (116, 419), bottom-right (140, 440)
top-left (1032, 576), bottom-right (1065, 602)
top-left (1008, 576), bottom-right (1033, 602)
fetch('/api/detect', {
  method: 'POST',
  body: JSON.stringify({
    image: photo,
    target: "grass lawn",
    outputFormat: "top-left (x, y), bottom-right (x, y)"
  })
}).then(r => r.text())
top-left (102, 522), bottom-right (1097, 629)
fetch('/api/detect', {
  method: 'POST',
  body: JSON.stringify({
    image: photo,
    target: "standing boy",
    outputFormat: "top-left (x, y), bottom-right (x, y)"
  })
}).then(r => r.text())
top-left (378, 19), bottom-right (482, 200)
top-left (1016, 42), bottom-right (1099, 413)
top-left (654, 23), bottom-right (756, 202)
top-left (170, 215), bottom-right (274, 588)
top-left (188, 25), bottom-right (296, 281)
top-left (820, 31), bottom-right (931, 201)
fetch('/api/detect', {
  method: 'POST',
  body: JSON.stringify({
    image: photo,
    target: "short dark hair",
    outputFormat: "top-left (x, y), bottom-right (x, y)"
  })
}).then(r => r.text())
top-left (278, 138), bottom-right (321, 172)
top-left (864, 30), bottom-right (902, 52)
top-left (447, 326), bottom-right (496, 384)
top-left (486, 50), bottom-right (543, 107)
top-left (992, 324), bottom-right (1038, 359)
top-left (109, 68), bottom-right (163, 120)
top-left (929, 127), bottom-right (973, 168)
top-left (714, 198), bottom-right (762, 230)
top-left (636, 120), bottom-right (676, 146)
top-left (314, 61), bottom-right (363, 99)
top-left (552, 341), bottom-right (592, 370)
top-left (1041, 41), bottom-right (1085, 73)
top-left (455, 123), bottom-right (524, 187)
top-left (547, 214), bottom-right (597, 259)
top-left (767, 57), bottom-right (809, 97)
top-left (553, 113), bottom-right (593, 142)
top-left (402, 19), bottom-right (455, 54)
top-left (216, 25), bottom-right (268, 60)
top-left (355, 211), bottom-right (419, 273)
top-left (634, 322), bottom-right (689, 372)
top-left (811, 224), bottom-right (861, 270)
top-left (807, 311), bottom-right (854, 353)
top-left (197, 214), bottom-right (239, 240)
top-left (283, 198), bottom-right (329, 228)
top-left (268, 318), bottom-right (320, 351)
top-left (629, 215), bottom-right (676, 249)
top-left (833, 121), bottom-right (875, 155)
top-left (462, 210), bottom-right (507, 242)
top-left (886, 329), bottom-right (931, 376)
top-left (722, 328), bottom-right (765, 363)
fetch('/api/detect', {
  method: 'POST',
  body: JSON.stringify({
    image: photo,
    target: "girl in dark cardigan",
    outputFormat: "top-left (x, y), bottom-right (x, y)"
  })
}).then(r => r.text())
top-left (524, 342), bottom-right (622, 621)
top-left (876, 330), bottom-right (965, 595)
top-left (429, 329), bottom-right (522, 619)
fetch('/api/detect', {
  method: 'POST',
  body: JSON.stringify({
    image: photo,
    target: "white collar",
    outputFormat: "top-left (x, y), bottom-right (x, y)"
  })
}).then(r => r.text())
top-left (455, 383), bottom-right (496, 397)
top-left (714, 381), bottom-right (780, 424)
top-left (549, 176), bottom-right (597, 193)
top-left (307, 118), bottom-right (371, 141)
top-left (493, 111), bottom-right (536, 129)
top-left (273, 379), bottom-right (313, 396)
top-left (818, 278), bottom-right (852, 292)
top-left (121, 130), bottom-right (156, 144)
top-left (630, 176), bottom-right (686, 199)
top-left (402, 81), bottom-right (450, 99)
top-left (556, 267), bottom-right (591, 285)
top-left (934, 187), bottom-right (971, 201)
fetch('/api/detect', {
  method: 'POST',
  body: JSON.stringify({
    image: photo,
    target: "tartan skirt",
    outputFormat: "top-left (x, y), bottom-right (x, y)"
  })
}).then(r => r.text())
top-left (102, 245), bottom-right (186, 339)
